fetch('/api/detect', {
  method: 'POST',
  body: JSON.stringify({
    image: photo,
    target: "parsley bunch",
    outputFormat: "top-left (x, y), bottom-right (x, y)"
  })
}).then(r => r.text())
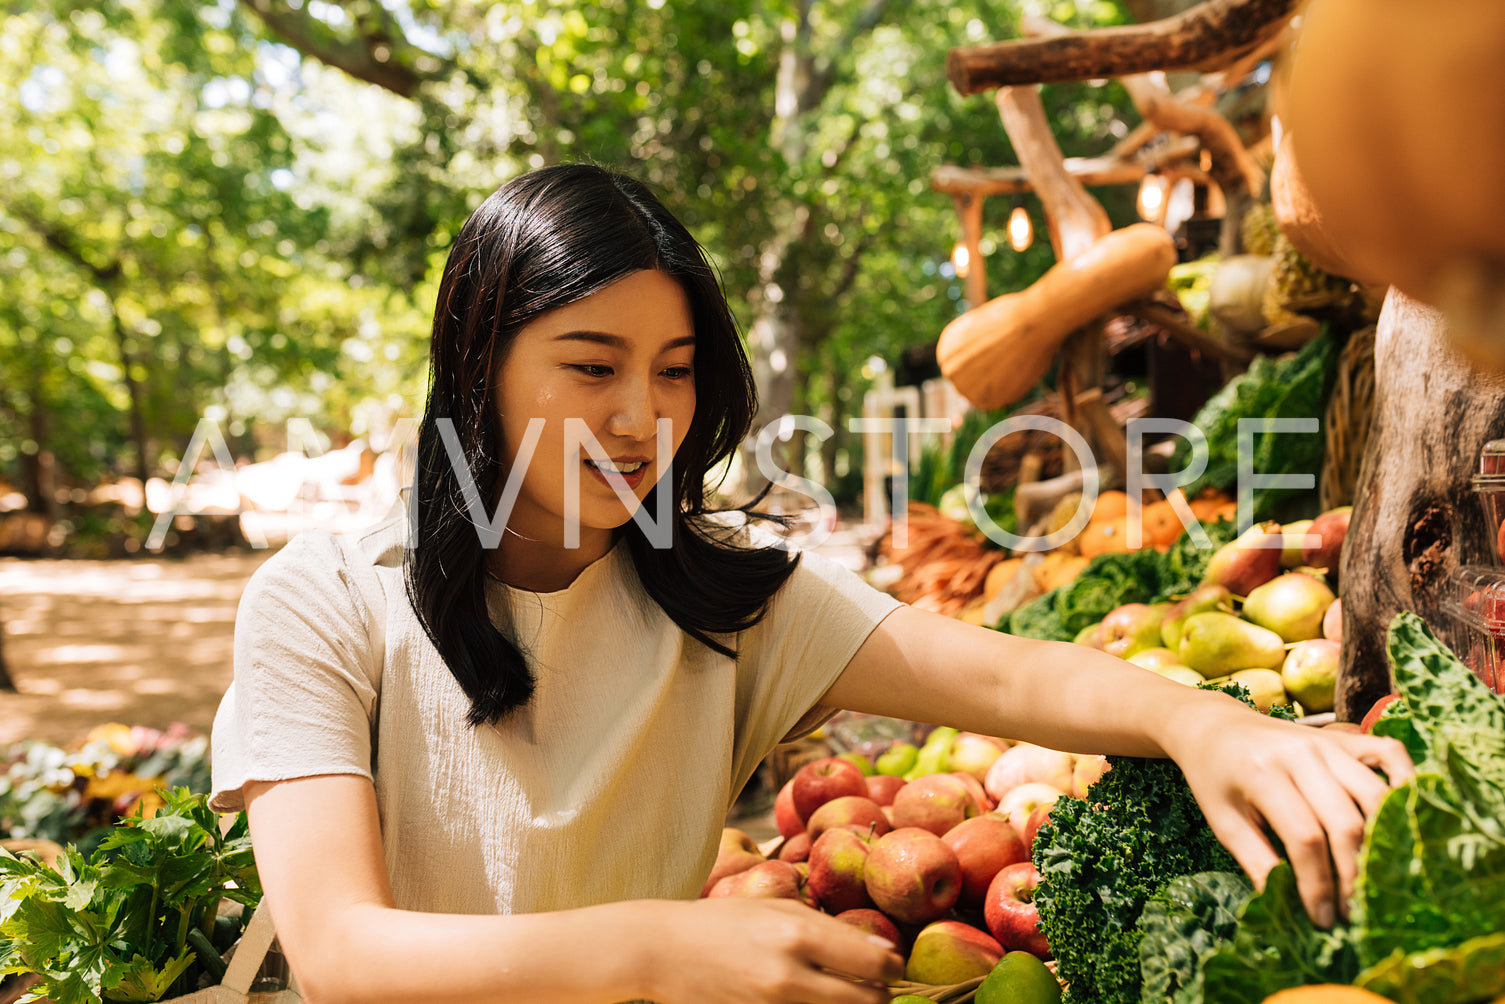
top-left (0, 787), bottom-right (261, 1004)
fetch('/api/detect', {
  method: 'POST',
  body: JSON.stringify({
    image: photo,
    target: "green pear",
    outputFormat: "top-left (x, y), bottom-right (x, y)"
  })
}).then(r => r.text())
top-left (1177, 611), bottom-right (1286, 675)
top-left (1160, 584), bottom-right (1234, 650)
top-left (1227, 667), bottom-right (1290, 712)
top-left (1281, 639), bottom-right (1340, 713)
top-left (1153, 665), bottom-right (1206, 686)
top-left (1127, 647), bottom-right (1182, 671)
top-left (1241, 572), bottom-right (1336, 643)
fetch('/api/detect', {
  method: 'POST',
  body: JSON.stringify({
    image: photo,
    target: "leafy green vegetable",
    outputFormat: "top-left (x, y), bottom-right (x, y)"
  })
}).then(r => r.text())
top-left (1006, 518), bottom-right (1241, 641)
top-left (0, 787), bottom-right (261, 1004)
top-left (1179, 613), bottom-right (1505, 1004)
top-left (1137, 870), bottom-right (1251, 1004)
top-left (1357, 932), bottom-right (1505, 1004)
top-left (1171, 331), bottom-right (1339, 522)
top-left (1033, 686), bottom-right (1265, 1004)
top-left (1198, 862), bottom-right (1361, 1004)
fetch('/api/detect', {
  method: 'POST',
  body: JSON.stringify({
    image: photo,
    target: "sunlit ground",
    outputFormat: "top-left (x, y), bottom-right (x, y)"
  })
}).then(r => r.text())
top-left (0, 552), bottom-right (273, 747)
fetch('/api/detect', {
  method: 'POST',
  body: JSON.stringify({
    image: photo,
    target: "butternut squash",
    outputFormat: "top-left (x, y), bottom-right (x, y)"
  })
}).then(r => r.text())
top-left (937, 224), bottom-right (1179, 410)
top-left (1288, 0), bottom-right (1505, 368)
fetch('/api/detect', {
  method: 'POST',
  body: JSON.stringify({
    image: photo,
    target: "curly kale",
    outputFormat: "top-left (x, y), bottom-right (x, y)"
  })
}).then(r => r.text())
top-left (1032, 684), bottom-right (1266, 1004)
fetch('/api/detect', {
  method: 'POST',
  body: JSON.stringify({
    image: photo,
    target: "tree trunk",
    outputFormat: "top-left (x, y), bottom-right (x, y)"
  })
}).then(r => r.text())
top-left (110, 306), bottom-right (152, 491)
top-left (0, 610), bottom-right (14, 693)
top-left (20, 394), bottom-right (58, 519)
top-left (1338, 289), bottom-right (1505, 720)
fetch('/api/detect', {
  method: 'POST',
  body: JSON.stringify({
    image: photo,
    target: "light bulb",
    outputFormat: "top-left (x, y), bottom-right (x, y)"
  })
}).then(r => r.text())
top-left (1007, 204), bottom-right (1033, 252)
top-left (951, 242), bottom-right (971, 278)
top-left (1137, 173), bottom-right (1168, 223)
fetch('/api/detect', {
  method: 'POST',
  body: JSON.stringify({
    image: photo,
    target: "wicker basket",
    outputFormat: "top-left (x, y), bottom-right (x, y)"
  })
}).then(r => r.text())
top-left (887, 976), bottom-right (986, 1000)
top-left (152, 907), bottom-right (299, 1004)
top-left (1320, 324), bottom-right (1378, 510)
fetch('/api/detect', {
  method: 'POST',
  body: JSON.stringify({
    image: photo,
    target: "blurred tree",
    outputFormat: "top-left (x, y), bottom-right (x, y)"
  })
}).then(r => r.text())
top-left (1, 0), bottom-right (1144, 523)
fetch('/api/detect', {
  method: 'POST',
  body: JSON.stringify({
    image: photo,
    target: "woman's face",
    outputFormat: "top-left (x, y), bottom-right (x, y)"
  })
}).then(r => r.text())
top-left (493, 269), bottom-right (698, 554)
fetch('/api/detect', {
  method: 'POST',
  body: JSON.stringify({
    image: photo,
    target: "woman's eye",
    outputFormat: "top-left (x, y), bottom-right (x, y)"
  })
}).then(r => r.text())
top-left (571, 364), bottom-right (613, 377)
top-left (662, 366), bottom-right (694, 380)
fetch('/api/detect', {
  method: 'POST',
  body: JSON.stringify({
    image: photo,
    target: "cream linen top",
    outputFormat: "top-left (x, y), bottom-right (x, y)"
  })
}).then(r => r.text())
top-left (210, 512), bottom-right (902, 915)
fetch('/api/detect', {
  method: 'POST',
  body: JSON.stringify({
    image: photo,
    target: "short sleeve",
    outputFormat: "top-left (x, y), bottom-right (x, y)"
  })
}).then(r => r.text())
top-left (209, 530), bottom-right (384, 812)
top-left (730, 540), bottom-right (903, 786)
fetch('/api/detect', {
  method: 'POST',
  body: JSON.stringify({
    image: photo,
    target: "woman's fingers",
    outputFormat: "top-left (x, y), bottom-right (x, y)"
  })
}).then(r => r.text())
top-left (1242, 772), bottom-right (1340, 926)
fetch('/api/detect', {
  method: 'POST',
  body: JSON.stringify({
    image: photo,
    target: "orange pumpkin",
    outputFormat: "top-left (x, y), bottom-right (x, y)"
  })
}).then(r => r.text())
top-left (1090, 489), bottom-right (1130, 525)
top-left (1259, 986), bottom-right (1394, 1004)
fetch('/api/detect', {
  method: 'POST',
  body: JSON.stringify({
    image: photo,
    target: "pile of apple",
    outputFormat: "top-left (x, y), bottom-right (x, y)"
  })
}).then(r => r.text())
top-left (703, 737), bottom-right (1106, 986)
top-left (1080, 506), bottom-right (1352, 715)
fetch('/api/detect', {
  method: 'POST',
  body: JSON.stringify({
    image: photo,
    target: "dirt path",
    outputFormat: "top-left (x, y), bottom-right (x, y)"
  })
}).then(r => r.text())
top-left (0, 551), bottom-right (272, 747)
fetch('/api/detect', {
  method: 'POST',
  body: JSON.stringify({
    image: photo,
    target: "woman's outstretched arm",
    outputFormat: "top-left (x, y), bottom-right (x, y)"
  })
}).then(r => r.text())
top-left (820, 605), bottom-right (1416, 928)
top-left (244, 775), bottom-right (902, 1004)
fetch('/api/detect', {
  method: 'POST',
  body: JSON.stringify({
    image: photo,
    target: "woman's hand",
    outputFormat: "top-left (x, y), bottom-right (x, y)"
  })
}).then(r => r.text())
top-left (642, 898), bottom-right (903, 1004)
top-left (1164, 696), bottom-right (1415, 927)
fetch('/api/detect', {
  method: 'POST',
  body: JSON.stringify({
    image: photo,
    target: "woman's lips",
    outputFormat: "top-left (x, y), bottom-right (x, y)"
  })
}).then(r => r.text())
top-left (583, 458), bottom-right (648, 491)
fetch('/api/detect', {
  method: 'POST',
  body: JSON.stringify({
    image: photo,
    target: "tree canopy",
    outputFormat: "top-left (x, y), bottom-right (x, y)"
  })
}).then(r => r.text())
top-left (0, 0), bottom-right (1146, 537)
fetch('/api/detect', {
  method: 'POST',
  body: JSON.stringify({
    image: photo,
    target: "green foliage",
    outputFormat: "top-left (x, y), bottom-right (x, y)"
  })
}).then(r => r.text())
top-left (0, 788), bottom-right (261, 1004)
top-left (1005, 518), bottom-right (1241, 640)
top-left (1136, 870), bottom-right (1251, 1004)
top-left (1031, 685), bottom-right (1266, 1004)
top-left (1159, 614), bottom-right (1505, 1004)
top-left (1197, 862), bottom-right (1361, 1004)
top-left (1170, 332), bottom-right (1340, 522)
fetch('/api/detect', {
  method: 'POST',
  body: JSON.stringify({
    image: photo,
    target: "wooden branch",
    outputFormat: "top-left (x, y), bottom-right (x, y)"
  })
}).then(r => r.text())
top-left (952, 193), bottom-right (988, 308)
top-left (948, 0), bottom-right (1298, 94)
top-left (240, 0), bottom-right (446, 98)
top-left (1123, 298), bottom-right (1257, 363)
top-left (1120, 72), bottom-right (1265, 197)
top-left (929, 139), bottom-right (1206, 197)
top-left (995, 87), bottom-right (1110, 260)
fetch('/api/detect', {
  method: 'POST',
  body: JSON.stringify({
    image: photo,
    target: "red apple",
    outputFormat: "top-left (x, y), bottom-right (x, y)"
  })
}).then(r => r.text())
top-left (1360, 693), bottom-right (1402, 733)
top-left (984, 861), bottom-right (1051, 958)
top-left (833, 908), bottom-right (902, 950)
top-left (1070, 755), bottom-right (1109, 799)
top-left (1302, 506), bottom-right (1351, 571)
top-left (863, 827), bottom-right (963, 925)
top-left (1021, 803), bottom-right (1054, 858)
top-left (791, 757), bottom-right (868, 823)
top-left (984, 743), bottom-right (1075, 803)
top-left (864, 774), bottom-right (906, 807)
top-left (806, 795), bottom-right (891, 842)
top-left (940, 812), bottom-right (1028, 905)
top-left (1321, 596), bottom-right (1343, 644)
top-left (708, 859), bottom-right (806, 902)
top-left (904, 919), bottom-right (1005, 984)
top-left (774, 778), bottom-right (804, 840)
top-left (806, 826), bottom-right (879, 914)
top-left (890, 773), bottom-right (981, 836)
top-left (949, 771), bottom-right (995, 813)
top-left (777, 831), bottom-right (812, 863)
top-left (995, 782), bottom-right (1064, 841)
top-left (700, 827), bottom-right (765, 898)
top-left (948, 733), bottom-right (1008, 781)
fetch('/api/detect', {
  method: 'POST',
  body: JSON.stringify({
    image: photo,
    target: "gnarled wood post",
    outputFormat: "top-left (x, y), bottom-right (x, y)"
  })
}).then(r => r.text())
top-left (1338, 290), bottom-right (1505, 719)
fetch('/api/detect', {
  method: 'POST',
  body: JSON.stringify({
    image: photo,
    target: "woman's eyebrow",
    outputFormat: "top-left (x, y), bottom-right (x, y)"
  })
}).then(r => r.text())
top-left (552, 331), bottom-right (696, 352)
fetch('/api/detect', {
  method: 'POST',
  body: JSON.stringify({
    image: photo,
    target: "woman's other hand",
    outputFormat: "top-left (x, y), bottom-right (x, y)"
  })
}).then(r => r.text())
top-left (643, 897), bottom-right (903, 1004)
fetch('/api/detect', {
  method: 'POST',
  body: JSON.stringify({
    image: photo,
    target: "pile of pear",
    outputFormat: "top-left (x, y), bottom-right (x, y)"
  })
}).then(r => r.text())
top-left (1076, 508), bottom-right (1350, 715)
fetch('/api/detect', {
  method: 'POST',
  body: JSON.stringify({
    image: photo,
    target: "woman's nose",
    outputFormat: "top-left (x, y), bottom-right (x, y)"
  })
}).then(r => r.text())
top-left (606, 379), bottom-right (660, 441)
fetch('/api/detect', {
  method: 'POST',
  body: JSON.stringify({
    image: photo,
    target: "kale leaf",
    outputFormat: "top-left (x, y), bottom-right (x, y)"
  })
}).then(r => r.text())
top-left (1137, 870), bottom-right (1251, 1004)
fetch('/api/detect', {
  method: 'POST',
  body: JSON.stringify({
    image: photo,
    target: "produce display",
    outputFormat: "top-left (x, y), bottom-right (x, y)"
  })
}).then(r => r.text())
top-left (711, 725), bottom-right (1116, 994)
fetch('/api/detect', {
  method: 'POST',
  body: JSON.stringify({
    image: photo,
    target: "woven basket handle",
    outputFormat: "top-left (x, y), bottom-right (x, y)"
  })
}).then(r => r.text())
top-left (221, 905), bottom-right (278, 995)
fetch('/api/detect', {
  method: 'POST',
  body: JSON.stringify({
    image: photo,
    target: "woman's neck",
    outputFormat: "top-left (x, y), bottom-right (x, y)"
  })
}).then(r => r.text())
top-left (486, 528), bottom-right (617, 592)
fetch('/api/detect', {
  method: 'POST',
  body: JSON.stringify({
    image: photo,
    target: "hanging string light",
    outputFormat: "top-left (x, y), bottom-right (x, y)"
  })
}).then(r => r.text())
top-left (950, 241), bottom-right (971, 278)
top-left (1137, 170), bottom-right (1169, 224)
top-left (1007, 197), bottom-right (1033, 252)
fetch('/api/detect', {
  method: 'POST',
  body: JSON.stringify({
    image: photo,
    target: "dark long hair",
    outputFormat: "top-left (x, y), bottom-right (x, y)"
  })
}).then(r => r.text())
top-left (406, 163), bottom-right (799, 726)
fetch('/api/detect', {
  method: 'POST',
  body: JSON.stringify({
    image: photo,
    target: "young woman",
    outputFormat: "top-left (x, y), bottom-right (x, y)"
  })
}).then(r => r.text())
top-left (211, 163), bottom-right (1412, 1004)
